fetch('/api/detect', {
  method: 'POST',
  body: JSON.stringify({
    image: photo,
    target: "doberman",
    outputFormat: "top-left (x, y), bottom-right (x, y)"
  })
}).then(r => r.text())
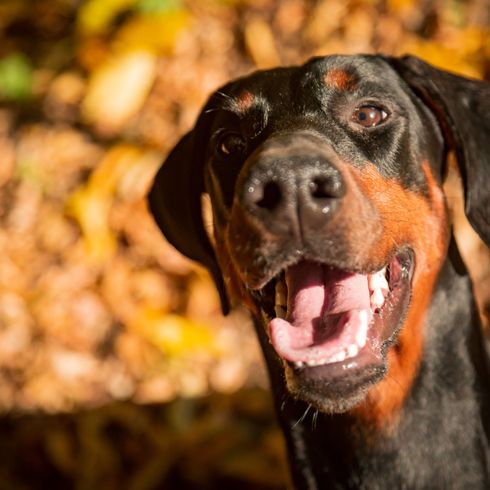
top-left (149, 55), bottom-right (490, 489)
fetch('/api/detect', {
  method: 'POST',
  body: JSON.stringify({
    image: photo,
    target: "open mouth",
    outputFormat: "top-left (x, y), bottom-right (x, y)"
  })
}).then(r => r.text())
top-left (256, 251), bottom-right (414, 374)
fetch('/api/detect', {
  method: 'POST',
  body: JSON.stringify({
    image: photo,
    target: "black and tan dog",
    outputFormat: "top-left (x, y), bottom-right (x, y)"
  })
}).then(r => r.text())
top-left (149, 55), bottom-right (490, 489)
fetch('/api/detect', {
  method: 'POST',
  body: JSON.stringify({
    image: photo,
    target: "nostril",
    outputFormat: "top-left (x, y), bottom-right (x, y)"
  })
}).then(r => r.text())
top-left (309, 179), bottom-right (328, 199)
top-left (255, 181), bottom-right (282, 210)
top-left (309, 176), bottom-right (344, 199)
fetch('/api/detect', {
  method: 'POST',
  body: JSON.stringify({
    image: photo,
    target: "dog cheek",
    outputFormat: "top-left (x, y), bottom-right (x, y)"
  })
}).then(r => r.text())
top-left (350, 161), bottom-right (448, 275)
top-left (213, 225), bottom-right (259, 315)
top-left (350, 161), bottom-right (449, 428)
top-left (326, 161), bottom-right (386, 270)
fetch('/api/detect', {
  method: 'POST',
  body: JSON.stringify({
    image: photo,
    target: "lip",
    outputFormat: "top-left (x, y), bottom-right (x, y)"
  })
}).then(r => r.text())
top-left (252, 249), bottom-right (414, 389)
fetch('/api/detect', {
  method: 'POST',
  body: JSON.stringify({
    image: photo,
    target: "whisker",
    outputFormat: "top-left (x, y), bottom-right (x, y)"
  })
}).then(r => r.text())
top-left (215, 90), bottom-right (233, 100)
top-left (280, 394), bottom-right (289, 412)
top-left (293, 404), bottom-right (312, 428)
top-left (204, 107), bottom-right (222, 114)
top-left (312, 409), bottom-right (319, 430)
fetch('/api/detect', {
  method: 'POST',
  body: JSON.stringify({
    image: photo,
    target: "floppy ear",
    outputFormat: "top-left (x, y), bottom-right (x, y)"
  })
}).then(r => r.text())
top-left (387, 55), bottom-right (490, 247)
top-left (148, 131), bottom-right (230, 314)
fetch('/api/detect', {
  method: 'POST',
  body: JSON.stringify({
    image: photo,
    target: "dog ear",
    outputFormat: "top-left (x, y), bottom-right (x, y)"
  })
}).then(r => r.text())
top-left (148, 131), bottom-right (230, 314)
top-left (387, 55), bottom-right (490, 247)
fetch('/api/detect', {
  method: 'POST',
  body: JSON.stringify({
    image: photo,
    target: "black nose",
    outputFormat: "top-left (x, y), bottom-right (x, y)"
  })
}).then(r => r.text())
top-left (241, 154), bottom-right (345, 237)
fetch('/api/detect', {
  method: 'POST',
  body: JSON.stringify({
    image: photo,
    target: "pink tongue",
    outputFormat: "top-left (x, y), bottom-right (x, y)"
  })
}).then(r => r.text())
top-left (269, 261), bottom-right (371, 362)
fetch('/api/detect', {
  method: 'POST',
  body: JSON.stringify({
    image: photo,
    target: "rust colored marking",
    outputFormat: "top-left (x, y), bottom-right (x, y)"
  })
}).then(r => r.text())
top-left (219, 155), bottom-right (448, 430)
top-left (236, 91), bottom-right (255, 112)
top-left (213, 223), bottom-right (259, 315)
top-left (324, 69), bottom-right (357, 91)
top-left (349, 161), bottom-right (449, 430)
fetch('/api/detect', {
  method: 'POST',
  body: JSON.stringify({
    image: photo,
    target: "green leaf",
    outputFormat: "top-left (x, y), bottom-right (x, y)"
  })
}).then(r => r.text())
top-left (0, 53), bottom-right (33, 101)
top-left (135, 0), bottom-right (182, 14)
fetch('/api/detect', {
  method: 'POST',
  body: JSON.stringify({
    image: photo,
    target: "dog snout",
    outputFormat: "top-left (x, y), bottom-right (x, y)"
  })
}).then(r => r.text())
top-left (240, 152), bottom-right (345, 237)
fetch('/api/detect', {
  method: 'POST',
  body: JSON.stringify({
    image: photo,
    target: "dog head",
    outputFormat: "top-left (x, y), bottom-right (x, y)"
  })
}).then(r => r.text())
top-left (149, 55), bottom-right (490, 417)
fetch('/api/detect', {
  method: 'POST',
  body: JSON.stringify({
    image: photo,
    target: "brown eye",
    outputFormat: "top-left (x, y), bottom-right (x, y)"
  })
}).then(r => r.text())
top-left (353, 106), bottom-right (388, 127)
top-left (218, 133), bottom-right (246, 157)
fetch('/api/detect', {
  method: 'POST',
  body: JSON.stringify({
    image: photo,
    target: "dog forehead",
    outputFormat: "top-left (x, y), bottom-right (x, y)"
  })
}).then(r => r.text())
top-left (218, 55), bottom-right (404, 106)
top-left (203, 55), bottom-right (438, 195)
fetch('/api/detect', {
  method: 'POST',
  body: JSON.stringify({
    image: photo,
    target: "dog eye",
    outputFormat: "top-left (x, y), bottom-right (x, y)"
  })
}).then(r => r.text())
top-left (352, 106), bottom-right (389, 127)
top-left (217, 133), bottom-right (246, 157)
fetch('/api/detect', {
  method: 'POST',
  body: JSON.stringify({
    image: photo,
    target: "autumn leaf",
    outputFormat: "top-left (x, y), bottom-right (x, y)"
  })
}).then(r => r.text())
top-left (82, 51), bottom-right (157, 135)
top-left (112, 11), bottom-right (189, 54)
top-left (400, 37), bottom-right (483, 78)
top-left (244, 17), bottom-right (280, 68)
top-left (67, 144), bottom-right (161, 261)
top-left (0, 53), bottom-right (33, 101)
top-left (130, 307), bottom-right (217, 357)
top-left (67, 185), bottom-right (117, 262)
top-left (77, 0), bottom-right (136, 35)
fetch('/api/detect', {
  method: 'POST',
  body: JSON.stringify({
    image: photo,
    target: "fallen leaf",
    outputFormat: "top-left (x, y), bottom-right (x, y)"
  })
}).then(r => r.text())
top-left (77, 0), bottom-right (136, 35)
top-left (130, 307), bottom-right (217, 357)
top-left (82, 51), bottom-right (157, 135)
top-left (0, 53), bottom-right (33, 101)
top-left (244, 17), bottom-right (280, 68)
top-left (113, 11), bottom-right (189, 54)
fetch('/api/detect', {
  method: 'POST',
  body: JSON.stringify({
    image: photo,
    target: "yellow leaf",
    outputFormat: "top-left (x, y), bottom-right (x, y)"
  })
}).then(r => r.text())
top-left (399, 38), bottom-right (483, 79)
top-left (244, 17), bottom-right (280, 69)
top-left (130, 307), bottom-right (217, 356)
top-left (89, 144), bottom-right (144, 195)
top-left (90, 143), bottom-right (162, 199)
top-left (115, 148), bottom-right (163, 201)
top-left (448, 27), bottom-right (487, 57)
top-left (66, 186), bottom-right (117, 262)
top-left (82, 51), bottom-right (156, 135)
top-left (112, 12), bottom-right (189, 54)
top-left (77, 0), bottom-right (137, 35)
top-left (66, 143), bottom-right (160, 261)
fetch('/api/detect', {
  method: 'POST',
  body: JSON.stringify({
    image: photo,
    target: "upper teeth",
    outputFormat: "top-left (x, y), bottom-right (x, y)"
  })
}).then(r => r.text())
top-left (274, 304), bottom-right (286, 319)
top-left (368, 268), bottom-right (388, 289)
top-left (275, 279), bottom-right (287, 307)
top-left (274, 280), bottom-right (287, 318)
top-left (368, 267), bottom-right (389, 311)
top-left (355, 310), bottom-right (369, 348)
top-left (274, 268), bottom-right (389, 317)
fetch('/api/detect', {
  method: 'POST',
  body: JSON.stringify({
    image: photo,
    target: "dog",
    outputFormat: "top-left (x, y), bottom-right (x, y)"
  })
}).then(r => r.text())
top-left (149, 55), bottom-right (490, 489)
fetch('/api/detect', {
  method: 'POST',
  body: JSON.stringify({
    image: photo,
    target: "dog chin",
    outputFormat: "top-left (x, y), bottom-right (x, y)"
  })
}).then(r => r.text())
top-left (284, 360), bottom-right (387, 414)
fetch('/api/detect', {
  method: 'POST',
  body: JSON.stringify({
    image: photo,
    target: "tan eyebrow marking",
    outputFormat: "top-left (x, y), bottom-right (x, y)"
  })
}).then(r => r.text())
top-left (324, 68), bottom-right (357, 91)
top-left (236, 90), bottom-right (255, 112)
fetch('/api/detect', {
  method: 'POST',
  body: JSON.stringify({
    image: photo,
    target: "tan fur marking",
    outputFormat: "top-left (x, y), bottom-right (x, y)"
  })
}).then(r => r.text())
top-left (324, 69), bottom-right (357, 91)
top-left (214, 226), bottom-right (258, 314)
top-left (350, 162), bottom-right (448, 429)
top-left (219, 156), bottom-right (448, 430)
top-left (236, 91), bottom-right (255, 112)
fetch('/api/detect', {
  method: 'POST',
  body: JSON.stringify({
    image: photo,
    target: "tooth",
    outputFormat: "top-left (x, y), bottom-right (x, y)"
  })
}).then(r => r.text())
top-left (329, 351), bottom-right (346, 363)
top-left (368, 270), bottom-right (389, 292)
top-left (360, 309), bottom-right (368, 323)
top-left (274, 305), bottom-right (286, 319)
top-left (347, 344), bottom-right (359, 358)
top-left (294, 361), bottom-right (304, 368)
top-left (370, 288), bottom-right (386, 309)
top-left (355, 311), bottom-right (369, 348)
top-left (306, 359), bottom-right (324, 366)
top-left (275, 280), bottom-right (287, 307)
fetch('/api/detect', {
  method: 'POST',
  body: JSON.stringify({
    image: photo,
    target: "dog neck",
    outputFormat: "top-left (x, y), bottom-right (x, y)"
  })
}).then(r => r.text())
top-left (254, 237), bottom-right (490, 489)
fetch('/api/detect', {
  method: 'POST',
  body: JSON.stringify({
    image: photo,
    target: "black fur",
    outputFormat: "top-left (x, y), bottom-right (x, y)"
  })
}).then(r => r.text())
top-left (148, 55), bottom-right (490, 488)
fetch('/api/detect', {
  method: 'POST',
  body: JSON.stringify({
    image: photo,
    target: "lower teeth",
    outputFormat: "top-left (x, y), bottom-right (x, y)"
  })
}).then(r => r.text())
top-left (293, 343), bottom-right (361, 369)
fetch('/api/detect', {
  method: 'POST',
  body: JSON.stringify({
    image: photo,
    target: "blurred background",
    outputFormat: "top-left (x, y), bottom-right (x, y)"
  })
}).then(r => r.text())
top-left (0, 0), bottom-right (488, 488)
